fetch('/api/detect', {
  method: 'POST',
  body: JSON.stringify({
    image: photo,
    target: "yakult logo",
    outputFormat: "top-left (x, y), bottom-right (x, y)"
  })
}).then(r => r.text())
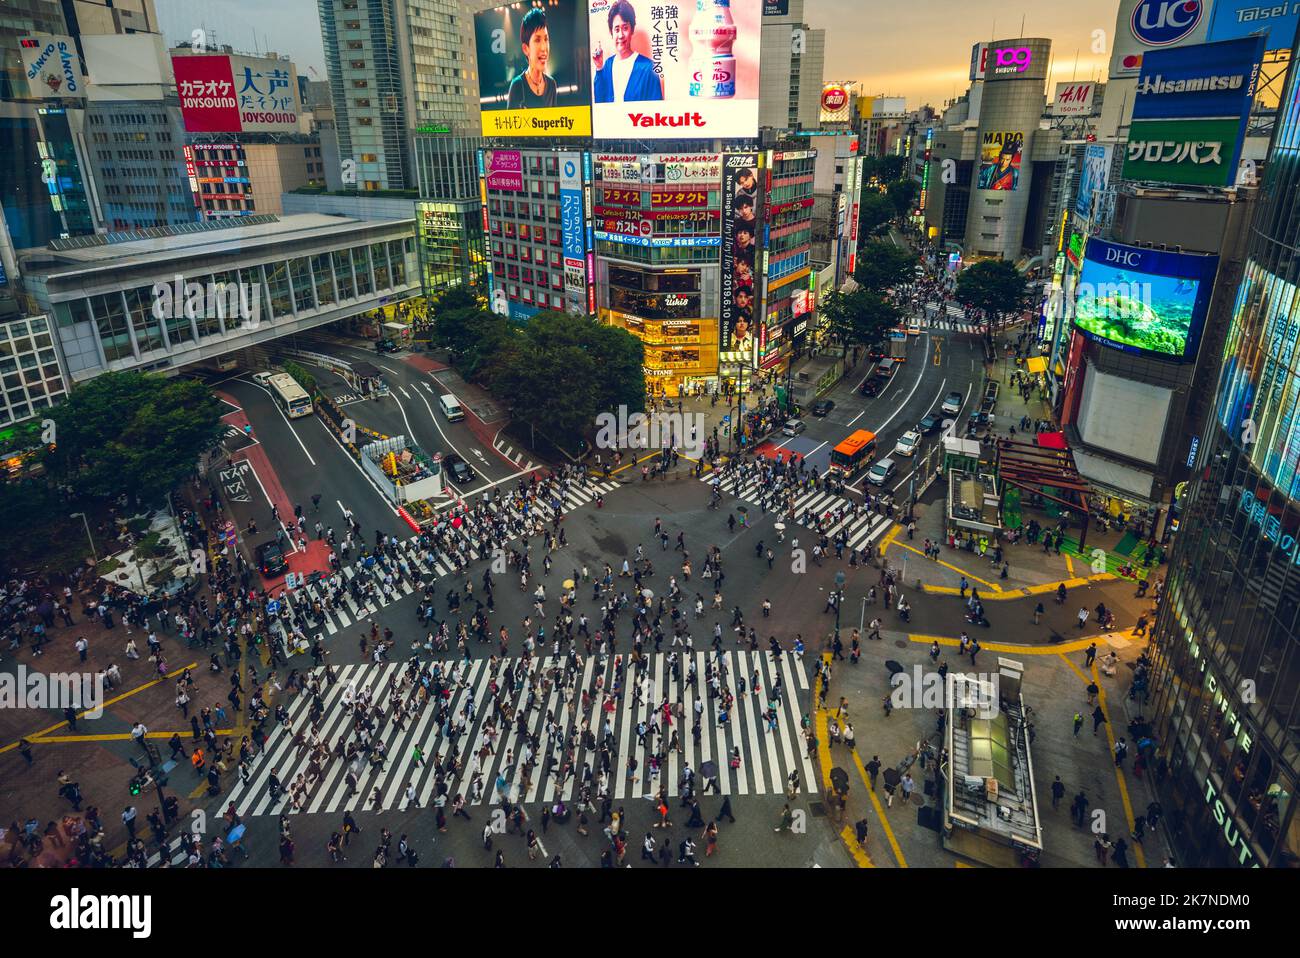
top-left (992, 46), bottom-right (1033, 73)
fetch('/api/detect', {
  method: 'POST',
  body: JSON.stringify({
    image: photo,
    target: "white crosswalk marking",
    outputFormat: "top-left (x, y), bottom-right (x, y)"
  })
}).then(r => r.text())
top-left (702, 472), bottom-right (895, 556)
top-left (919, 304), bottom-right (981, 334)
top-left (217, 651), bottom-right (813, 817)
top-left (281, 479), bottom-right (620, 640)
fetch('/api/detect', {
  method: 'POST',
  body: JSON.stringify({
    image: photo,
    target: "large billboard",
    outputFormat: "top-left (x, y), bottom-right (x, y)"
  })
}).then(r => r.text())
top-left (587, 0), bottom-right (762, 139)
top-left (1122, 116), bottom-right (1246, 186)
top-left (172, 54), bottom-right (300, 133)
top-left (484, 149), bottom-right (524, 191)
top-left (820, 82), bottom-right (853, 124)
top-left (763, 0), bottom-right (789, 13)
top-left (19, 35), bottom-right (84, 99)
top-left (977, 130), bottom-right (1024, 190)
top-left (1207, 0), bottom-right (1300, 49)
top-left (1075, 143), bottom-right (1112, 219)
top-left (559, 152), bottom-right (588, 312)
top-left (475, 0), bottom-right (592, 137)
top-left (1110, 0), bottom-right (1212, 77)
top-left (1074, 238), bottom-right (1219, 359)
top-left (720, 153), bottom-right (760, 353)
top-left (1052, 81), bottom-right (1096, 115)
top-left (969, 42), bottom-right (989, 81)
top-left (1133, 36), bottom-right (1265, 120)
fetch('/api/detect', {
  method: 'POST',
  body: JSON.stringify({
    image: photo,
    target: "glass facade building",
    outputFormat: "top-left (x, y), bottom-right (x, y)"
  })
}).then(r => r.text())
top-left (1146, 48), bottom-right (1300, 869)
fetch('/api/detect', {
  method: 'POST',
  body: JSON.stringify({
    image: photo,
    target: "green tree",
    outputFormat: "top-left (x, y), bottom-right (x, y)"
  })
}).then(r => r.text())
top-left (954, 259), bottom-right (1034, 332)
top-left (887, 177), bottom-right (920, 218)
top-left (821, 288), bottom-right (902, 352)
top-left (44, 371), bottom-right (223, 506)
top-left (282, 361), bottom-right (317, 396)
top-left (487, 312), bottom-right (646, 451)
top-left (854, 240), bottom-right (918, 293)
top-left (857, 193), bottom-right (896, 239)
top-left (432, 305), bottom-right (513, 381)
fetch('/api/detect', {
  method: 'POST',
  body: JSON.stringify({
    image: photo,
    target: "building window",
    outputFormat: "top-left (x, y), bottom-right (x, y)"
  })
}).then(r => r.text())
top-left (333, 249), bottom-right (356, 299)
top-left (289, 257), bottom-right (314, 312)
top-left (265, 261), bottom-right (292, 318)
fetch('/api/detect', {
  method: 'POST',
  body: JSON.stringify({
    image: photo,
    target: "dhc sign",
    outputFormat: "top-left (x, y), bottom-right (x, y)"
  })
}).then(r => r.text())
top-left (1132, 0), bottom-right (1205, 46)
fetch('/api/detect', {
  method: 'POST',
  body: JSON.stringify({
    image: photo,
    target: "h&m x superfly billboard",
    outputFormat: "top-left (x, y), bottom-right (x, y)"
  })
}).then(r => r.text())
top-left (1132, 36), bottom-right (1265, 120)
top-left (475, 0), bottom-right (592, 137)
top-left (587, 0), bottom-right (762, 139)
top-left (1073, 238), bottom-right (1219, 360)
top-left (720, 153), bottom-right (761, 354)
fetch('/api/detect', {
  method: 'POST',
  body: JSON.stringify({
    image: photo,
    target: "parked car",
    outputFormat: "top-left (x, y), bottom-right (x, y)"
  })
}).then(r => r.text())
top-left (375, 338), bottom-right (400, 353)
top-left (443, 453), bottom-right (475, 484)
top-left (917, 414), bottom-right (942, 435)
top-left (866, 457), bottom-right (898, 486)
top-left (256, 540), bottom-right (287, 577)
top-left (782, 418), bottom-right (806, 437)
top-left (941, 390), bottom-right (963, 416)
top-left (811, 399), bottom-right (835, 417)
top-left (894, 430), bottom-right (921, 458)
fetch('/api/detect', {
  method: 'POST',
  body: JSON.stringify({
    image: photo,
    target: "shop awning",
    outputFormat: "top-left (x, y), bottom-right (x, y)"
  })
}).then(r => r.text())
top-left (1025, 356), bottom-right (1047, 375)
top-left (1036, 431), bottom-right (1067, 450)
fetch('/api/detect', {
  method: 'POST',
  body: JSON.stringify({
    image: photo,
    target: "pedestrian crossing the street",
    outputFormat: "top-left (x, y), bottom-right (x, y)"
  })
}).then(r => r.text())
top-left (920, 304), bottom-right (981, 334)
top-left (704, 472), bottom-right (895, 555)
top-left (280, 478), bottom-right (620, 638)
top-left (219, 650), bottom-right (817, 819)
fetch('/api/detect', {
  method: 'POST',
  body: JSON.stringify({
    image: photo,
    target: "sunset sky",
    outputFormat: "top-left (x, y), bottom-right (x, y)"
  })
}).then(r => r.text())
top-left (157, 0), bottom-right (1121, 111)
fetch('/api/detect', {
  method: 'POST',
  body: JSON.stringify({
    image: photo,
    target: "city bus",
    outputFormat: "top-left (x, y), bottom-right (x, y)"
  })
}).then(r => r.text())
top-left (267, 372), bottom-right (313, 418)
top-left (828, 429), bottom-right (878, 477)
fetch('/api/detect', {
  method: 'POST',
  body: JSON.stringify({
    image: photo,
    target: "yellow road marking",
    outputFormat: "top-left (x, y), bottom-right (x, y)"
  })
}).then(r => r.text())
top-left (1060, 654), bottom-right (1148, 868)
top-left (908, 633), bottom-right (1098, 655)
top-left (849, 742), bottom-right (907, 866)
top-left (1065, 553), bottom-right (1075, 576)
top-left (888, 539), bottom-right (1002, 592)
top-left (32, 728), bottom-right (237, 745)
top-left (814, 653), bottom-right (873, 867)
top-left (920, 573), bottom-right (1114, 600)
top-left (0, 661), bottom-right (198, 755)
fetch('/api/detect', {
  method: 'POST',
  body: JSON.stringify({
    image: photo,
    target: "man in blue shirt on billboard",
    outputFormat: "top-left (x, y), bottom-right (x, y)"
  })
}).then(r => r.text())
top-left (593, 1), bottom-right (663, 103)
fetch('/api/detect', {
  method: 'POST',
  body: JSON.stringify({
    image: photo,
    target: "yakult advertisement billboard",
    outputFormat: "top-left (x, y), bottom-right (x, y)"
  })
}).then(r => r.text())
top-left (587, 0), bottom-right (762, 139)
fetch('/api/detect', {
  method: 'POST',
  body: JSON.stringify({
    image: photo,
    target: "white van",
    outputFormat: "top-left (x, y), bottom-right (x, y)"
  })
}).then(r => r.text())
top-left (438, 393), bottom-right (465, 422)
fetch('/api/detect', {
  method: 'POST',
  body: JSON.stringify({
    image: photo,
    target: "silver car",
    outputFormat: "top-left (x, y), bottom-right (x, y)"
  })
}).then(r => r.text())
top-left (782, 418), bottom-right (806, 437)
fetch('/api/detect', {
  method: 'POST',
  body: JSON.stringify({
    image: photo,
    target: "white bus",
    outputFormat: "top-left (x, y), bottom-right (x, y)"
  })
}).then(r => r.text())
top-left (267, 372), bottom-right (313, 418)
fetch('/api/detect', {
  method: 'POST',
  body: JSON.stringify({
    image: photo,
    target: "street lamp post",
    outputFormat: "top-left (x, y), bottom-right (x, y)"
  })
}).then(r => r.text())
top-left (69, 513), bottom-right (96, 562)
top-left (833, 570), bottom-right (846, 644)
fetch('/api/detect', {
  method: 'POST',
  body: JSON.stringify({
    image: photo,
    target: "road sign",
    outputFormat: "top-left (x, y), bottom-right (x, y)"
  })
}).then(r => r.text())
top-left (722, 415), bottom-right (731, 423)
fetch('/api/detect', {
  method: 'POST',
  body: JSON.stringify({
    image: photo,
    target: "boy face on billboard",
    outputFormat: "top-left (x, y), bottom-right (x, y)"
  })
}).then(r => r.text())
top-left (611, 11), bottom-right (634, 56)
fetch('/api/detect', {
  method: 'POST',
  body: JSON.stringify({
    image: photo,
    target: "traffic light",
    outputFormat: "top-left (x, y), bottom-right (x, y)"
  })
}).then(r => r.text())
top-left (129, 776), bottom-right (141, 796)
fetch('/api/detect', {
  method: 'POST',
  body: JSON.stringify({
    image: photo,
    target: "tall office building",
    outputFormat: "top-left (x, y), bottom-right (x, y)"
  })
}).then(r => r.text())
top-left (1143, 41), bottom-right (1300, 870)
top-left (318, 0), bottom-right (477, 191)
top-left (759, 0), bottom-right (825, 131)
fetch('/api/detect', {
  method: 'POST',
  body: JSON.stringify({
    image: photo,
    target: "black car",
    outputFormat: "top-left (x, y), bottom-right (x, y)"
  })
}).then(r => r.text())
top-left (918, 414), bottom-right (942, 434)
top-left (375, 338), bottom-right (400, 353)
top-left (443, 453), bottom-right (475, 484)
top-left (811, 399), bottom-right (835, 417)
top-left (867, 344), bottom-right (887, 362)
top-left (860, 378), bottom-right (883, 398)
top-left (256, 540), bottom-right (287, 577)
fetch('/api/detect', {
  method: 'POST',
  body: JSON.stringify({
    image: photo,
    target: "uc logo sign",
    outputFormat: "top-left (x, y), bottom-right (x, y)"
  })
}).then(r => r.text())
top-left (564, 161), bottom-right (576, 178)
top-left (1131, 0), bottom-right (1203, 47)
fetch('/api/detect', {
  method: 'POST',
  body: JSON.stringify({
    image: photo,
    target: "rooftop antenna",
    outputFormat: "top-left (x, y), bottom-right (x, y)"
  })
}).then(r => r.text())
top-left (1020, 14), bottom-right (1026, 38)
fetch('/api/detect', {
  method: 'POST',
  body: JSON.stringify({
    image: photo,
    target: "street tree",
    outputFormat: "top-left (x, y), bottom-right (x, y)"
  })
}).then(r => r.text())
top-left (854, 240), bottom-right (918, 293)
top-left (821, 288), bottom-right (902, 354)
top-left (44, 371), bottom-right (223, 506)
top-left (954, 259), bottom-right (1034, 332)
top-left (857, 193), bottom-right (895, 239)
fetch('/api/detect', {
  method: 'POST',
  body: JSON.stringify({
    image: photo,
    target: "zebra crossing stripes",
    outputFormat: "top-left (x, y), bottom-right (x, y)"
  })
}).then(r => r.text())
top-left (706, 472), bottom-right (894, 553)
top-left (280, 478), bottom-right (621, 636)
top-left (219, 650), bottom-right (818, 818)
